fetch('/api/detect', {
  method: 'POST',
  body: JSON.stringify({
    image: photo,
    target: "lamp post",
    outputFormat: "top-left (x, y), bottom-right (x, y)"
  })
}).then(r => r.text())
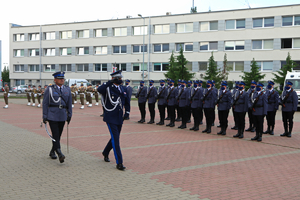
top-left (138, 14), bottom-right (145, 82)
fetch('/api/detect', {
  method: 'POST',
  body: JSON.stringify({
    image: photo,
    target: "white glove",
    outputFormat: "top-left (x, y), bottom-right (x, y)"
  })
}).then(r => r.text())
top-left (34, 94), bottom-right (37, 97)
top-left (76, 91), bottom-right (78, 94)
top-left (91, 93), bottom-right (93, 97)
top-left (7, 93), bottom-right (10, 97)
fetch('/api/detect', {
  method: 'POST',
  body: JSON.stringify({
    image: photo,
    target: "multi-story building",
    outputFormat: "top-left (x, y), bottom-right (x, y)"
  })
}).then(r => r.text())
top-left (0, 40), bottom-right (2, 86)
top-left (9, 4), bottom-right (300, 87)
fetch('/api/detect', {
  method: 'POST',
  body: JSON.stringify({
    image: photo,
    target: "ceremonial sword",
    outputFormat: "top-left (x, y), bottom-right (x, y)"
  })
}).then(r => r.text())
top-left (40, 122), bottom-right (56, 142)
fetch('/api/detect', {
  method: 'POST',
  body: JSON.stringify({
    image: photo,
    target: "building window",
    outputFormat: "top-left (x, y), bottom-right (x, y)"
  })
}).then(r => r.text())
top-left (200, 21), bottom-right (218, 31)
top-left (252, 40), bottom-right (273, 50)
top-left (113, 63), bottom-right (127, 71)
top-left (77, 30), bottom-right (89, 38)
top-left (154, 24), bottom-right (170, 34)
top-left (176, 43), bottom-right (193, 52)
top-left (225, 19), bottom-right (245, 29)
top-left (95, 29), bottom-right (107, 37)
top-left (227, 62), bottom-right (244, 71)
top-left (113, 46), bottom-right (126, 54)
top-left (94, 46), bottom-right (107, 55)
top-left (176, 23), bottom-right (193, 33)
top-left (44, 32), bottom-right (55, 40)
top-left (153, 44), bottom-right (169, 53)
top-left (14, 34), bottom-right (24, 41)
top-left (29, 49), bottom-right (39, 56)
top-left (132, 45), bottom-right (147, 53)
top-left (44, 64), bottom-right (55, 72)
top-left (199, 62), bottom-right (208, 71)
top-left (113, 27), bottom-right (127, 36)
top-left (77, 47), bottom-right (89, 55)
top-left (14, 49), bottom-right (24, 57)
top-left (60, 48), bottom-right (72, 56)
top-left (45, 48), bottom-right (55, 56)
top-left (16, 79), bottom-right (25, 86)
top-left (253, 17), bottom-right (274, 28)
top-left (77, 64), bottom-right (89, 72)
top-left (132, 63), bottom-right (147, 71)
top-left (133, 26), bottom-right (148, 35)
top-left (282, 16), bottom-right (300, 26)
top-left (29, 65), bottom-right (39, 72)
top-left (225, 41), bottom-right (245, 51)
top-left (281, 60), bottom-right (300, 69)
top-left (257, 61), bottom-right (273, 71)
top-left (14, 65), bottom-right (24, 72)
top-left (153, 63), bottom-right (169, 72)
top-left (29, 33), bottom-right (40, 41)
top-left (281, 38), bottom-right (300, 49)
top-left (95, 64), bottom-right (107, 72)
top-left (60, 31), bottom-right (72, 39)
top-left (200, 42), bottom-right (218, 51)
top-left (60, 64), bottom-right (71, 71)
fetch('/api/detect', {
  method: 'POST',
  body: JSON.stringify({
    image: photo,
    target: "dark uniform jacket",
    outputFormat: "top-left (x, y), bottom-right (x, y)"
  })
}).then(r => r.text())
top-left (202, 88), bottom-right (218, 109)
top-left (265, 89), bottom-right (279, 111)
top-left (280, 89), bottom-right (298, 112)
top-left (136, 86), bottom-right (147, 103)
top-left (147, 86), bottom-right (157, 104)
top-left (190, 87), bottom-right (203, 109)
top-left (233, 89), bottom-right (248, 113)
top-left (157, 86), bottom-right (168, 106)
top-left (251, 91), bottom-right (268, 116)
top-left (217, 89), bottom-right (232, 111)
top-left (167, 87), bottom-right (178, 106)
top-left (126, 85), bottom-right (133, 100)
top-left (177, 87), bottom-right (190, 107)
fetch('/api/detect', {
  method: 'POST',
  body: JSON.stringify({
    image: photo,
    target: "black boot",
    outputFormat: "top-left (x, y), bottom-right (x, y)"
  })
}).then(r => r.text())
top-left (190, 126), bottom-right (195, 130)
top-left (194, 125), bottom-right (199, 131)
top-left (180, 124), bottom-right (187, 129)
top-left (257, 132), bottom-right (262, 142)
top-left (55, 148), bottom-right (65, 163)
top-left (239, 128), bottom-right (244, 139)
top-left (231, 125), bottom-right (238, 130)
top-left (116, 164), bottom-right (126, 170)
top-left (233, 128), bottom-right (240, 137)
top-left (251, 131), bottom-right (259, 141)
top-left (287, 123), bottom-right (293, 137)
top-left (207, 125), bottom-right (211, 133)
top-left (102, 152), bottom-right (110, 162)
top-left (147, 120), bottom-right (154, 124)
top-left (245, 126), bottom-right (252, 132)
top-left (202, 125), bottom-right (208, 133)
top-left (49, 150), bottom-right (57, 159)
top-left (263, 126), bottom-right (270, 134)
top-left (280, 125), bottom-right (288, 137)
top-left (222, 127), bottom-right (227, 135)
top-left (165, 117), bottom-right (170, 120)
top-left (251, 127), bottom-right (256, 132)
top-left (269, 126), bottom-right (274, 135)
top-left (217, 127), bottom-right (224, 135)
top-left (169, 122), bottom-right (175, 127)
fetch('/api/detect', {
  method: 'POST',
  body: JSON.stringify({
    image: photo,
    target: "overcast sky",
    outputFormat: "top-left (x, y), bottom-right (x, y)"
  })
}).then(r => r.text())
top-left (0, 0), bottom-right (299, 67)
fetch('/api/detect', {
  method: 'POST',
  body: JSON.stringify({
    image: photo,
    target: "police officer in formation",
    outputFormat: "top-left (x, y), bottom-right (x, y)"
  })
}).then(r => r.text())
top-left (166, 80), bottom-right (178, 127)
top-left (202, 80), bottom-right (217, 133)
top-left (280, 81), bottom-right (298, 137)
top-left (156, 79), bottom-right (168, 125)
top-left (189, 80), bottom-right (203, 131)
top-left (246, 80), bottom-right (257, 132)
top-left (231, 81), bottom-right (239, 130)
top-left (136, 81), bottom-right (147, 123)
top-left (147, 80), bottom-right (157, 124)
top-left (177, 80), bottom-right (190, 129)
top-left (175, 80), bottom-right (182, 121)
top-left (123, 79), bottom-right (132, 120)
top-left (42, 71), bottom-right (72, 163)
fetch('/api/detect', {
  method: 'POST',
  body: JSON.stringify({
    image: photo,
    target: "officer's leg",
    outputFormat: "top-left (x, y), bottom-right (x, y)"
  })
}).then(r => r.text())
top-left (202, 108), bottom-right (209, 132)
top-left (264, 111), bottom-right (271, 134)
top-left (251, 115), bottom-right (259, 140)
top-left (106, 123), bottom-right (123, 164)
top-left (257, 115), bottom-right (264, 141)
top-left (281, 111), bottom-right (288, 136)
top-left (49, 121), bottom-right (60, 151)
top-left (217, 110), bottom-right (224, 134)
top-left (270, 111), bottom-right (276, 135)
top-left (27, 93), bottom-right (30, 103)
top-left (287, 111), bottom-right (295, 137)
top-left (233, 112), bottom-right (241, 137)
top-left (212, 107), bottom-right (215, 126)
top-left (190, 108), bottom-right (197, 130)
top-left (199, 107), bottom-right (203, 124)
top-left (4, 95), bottom-right (8, 105)
top-left (224, 110), bottom-right (229, 134)
top-left (32, 94), bottom-right (35, 104)
top-left (103, 139), bottom-right (113, 156)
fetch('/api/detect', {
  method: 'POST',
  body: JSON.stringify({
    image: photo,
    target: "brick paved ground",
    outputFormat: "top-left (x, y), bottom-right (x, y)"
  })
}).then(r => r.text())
top-left (1, 98), bottom-right (300, 200)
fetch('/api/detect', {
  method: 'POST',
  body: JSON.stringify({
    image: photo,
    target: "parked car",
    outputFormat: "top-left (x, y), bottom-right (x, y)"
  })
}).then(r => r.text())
top-left (12, 85), bottom-right (28, 94)
top-left (0, 86), bottom-right (3, 92)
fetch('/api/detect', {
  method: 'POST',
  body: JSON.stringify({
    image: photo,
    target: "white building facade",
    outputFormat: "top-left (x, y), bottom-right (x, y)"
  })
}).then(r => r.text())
top-left (9, 4), bottom-right (300, 87)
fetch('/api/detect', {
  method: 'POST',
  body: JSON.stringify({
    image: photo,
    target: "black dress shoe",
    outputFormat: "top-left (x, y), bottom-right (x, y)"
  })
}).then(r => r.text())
top-left (190, 126), bottom-right (195, 130)
top-left (202, 128), bottom-right (208, 133)
top-left (169, 123), bottom-right (175, 127)
top-left (180, 125), bottom-right (187, 129)
top-left (280, 132), bottom-right (287, 136)
top-left (156, 122), bottom-right (163, 125)
top-left (269, 131), bottom-right (274, 135)
top-left (175, 118), bottom-right (181, 122)
top-left (49, 150), bottom-right (57, 159)
top-left (194, 127), bottom-right (199, 131)
top-left (251, 127), bottom-right (256, 132)
top-left (138, 119), bottom-right (145, 123)
top-left (116, 164), bottom-right (126, 170)
top-left (100, 114), bottom-right (104, 117)
top-left (166, 123), bottom-right (171, 126)
top-left (178, 125), bottom-right (182, 129)
top-left (200, 122), bottom-right (203, 125)
top-left (147, 120), bottom-right (154, 124)
top-left (55, 148), bottom-right (65, 163)
top-left (102, 152), bottom-right (110, 162)
top-left (207, 128), bottom-right (211, 133)
top-left (187, 120), bottom-right (191, 123)
top-left (245, 127), bottom-right (252, 131)
top-left (251, 135), bottom-right (259, 141)
top-left (287, 133), bottom-right (292, 137)
top-left (124, 117), bottom-right (130, 120)
top-left (239, 134), bottom-right (244, 139)
top-left (217, 125), bottom-right (221, 128)
top-left (165, 117), bottom-right (170, 120)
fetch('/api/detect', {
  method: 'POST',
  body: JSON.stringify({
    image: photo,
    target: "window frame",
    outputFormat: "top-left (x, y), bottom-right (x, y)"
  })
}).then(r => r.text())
top-left (132, 63), bottom-right (147, 72)
top-left (44, 64), bottom-right (55, 72)
top-left (199, 21), bottom-right (218, 32)
top-left (253, 17), bottom-right (275, 28)
top-left (76, 64), bottom-right (89, 72)
top-left (113, 45), bottom-right (127, 54)
top-left (198, 62), bottom-right (208, 71)
top-left (227, 61), bottom-right (245, 72)
top-left (282, 15), bottom-right (300, 27)
top-left (44, 32), bottom-right (55, 40)
top-left (94, 63), bottom-right (108, 72)
top-left (14, 49), bottom-right (24, 57)
top-left (133, 26), bottom-right (148, 36)
top-left (252, 39), bottom-right (274, 50)
top-left (29, 49), bottom-right (39, 57)
top-left (257, 61), bottom-right (273, 71)
top-left (132, 45), bottom-right (147, 53)
top-left (176, 23), bottom-right (193, 33)
top-left (199, 41), bottom-right (218, 51)
top-left (153, 63), bottom-right (169, 72)
top-left (154, 24), bottom-right (170, 34)
top-left (60, 31), bottom-right (72, 39)
top-left (29, 65), bottom-right (40, 72)
top-left (60, 64), bottom-right (72, 72)
top-left (14, 34), bottom-right (25, 42)
top-left (225, 19), bottom-right (246, 30)
top-left (77, 47), bottom-right (89, 55)
top-left (77, 30), bottom-right (89, 38)
top-left (94, 29), bottom-right (108, 37)
top-left (94, 46), bottom-right (108, 55)
top-left (113, 27), bottom-right (127, 36)
top-left (29, 33), bottom-right (40, 41)
top-left (44, 48), bottom-right (55, 56)
top-left (175, 43), bottom-right (193, 52)
top-left (14, 65), bottom-right (25, 72)
top-left (153, 44), bottom-right (169, 53)
top-left (60, 47), bottom-right (72, 56)
top-left (281, 38), bottom-right (300, 49)
top-left (113, 63), bottom-right (127, 72)
top-left (224, 41), bottom-right (245, 51)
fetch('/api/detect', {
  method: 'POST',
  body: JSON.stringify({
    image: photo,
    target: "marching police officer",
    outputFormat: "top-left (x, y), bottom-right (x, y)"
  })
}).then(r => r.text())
top-left (280, 81), bottom-right (298, 137)
top-left (3, 83), bottom-right (9, 109)
top-left (198, 80), bottom-right (204, 125)
top-left (136, 81), bottom-right (147, 123)
top-left (187, 80), bottom-right (193, 123)
top-left (176, 80), bottom-right (190, 129)
top-left (190, 80), bottom-right (203, 131)
top-left (147, 80), bottom-right (157, 124)
top-left (232, 81), bottom-right (248, 139)
top-left (97, 70), bottom-right (130, 170)
top-left (211, 80), bottom-right (218, 126)
top-left (250, 82), bottom-right (267, 142)
top-left (245, 80), bottom-right (257, 132)
top-left (202, 80), bottom-right (218, 133)
top-left (231, 81), bottom-right (239, 130)
top-left (263, 81), bottom-right (279, 135)
top-left (216, 81), bottom-right (232, 135)
top-left (156, 79), bottom-right (168, 125)
top-left (43, 71), bottom-right (72, 163)
top-left (166, 80), bottom-right (178, 127)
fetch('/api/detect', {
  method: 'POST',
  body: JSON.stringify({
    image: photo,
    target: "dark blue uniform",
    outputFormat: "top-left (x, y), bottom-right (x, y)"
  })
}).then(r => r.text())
top-left (166, 86), bottom-right (178, 127)
top-left (202, 87), bottom-right (218, 133)
top-left (232, 89), bottom-right (248, 138)
top-left (147, 85), bottom-right (157, 123)
top-left (156, 84), bottom-right (168, 125)
top-left (264, 88), bottom-right (279, 135)
top-left (246, 88), bottom-right (256, 131)
top-left (98, 81), bottom-right (130, 165)
top-left (177, 86), bottom-right (191, 128)
top-left (217, 89), bottom-right (232, 135)
top-left (136, 85), bottom-right (147, 122)
top-left (190, 87), bottom-right (203, 131)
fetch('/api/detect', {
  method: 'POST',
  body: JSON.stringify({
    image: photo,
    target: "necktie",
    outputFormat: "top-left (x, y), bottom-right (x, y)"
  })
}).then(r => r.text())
top-left (60, 87), bottom-right (62, 94)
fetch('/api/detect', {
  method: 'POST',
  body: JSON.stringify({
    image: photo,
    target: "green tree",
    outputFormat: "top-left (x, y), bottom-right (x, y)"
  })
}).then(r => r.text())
top-left (190, 6), bottom-right (197, 13)
top-left (220, 53), bottom-right (229, 81)
top-left (272, 52), bottom-right (296, 90)
top-left (2, 66), bottom-right (10, 84)
top-left (175, 45), bottom-right (194, 82)
top-left (241, 58), bottom-right (265, 90)
top-left (203, 52), bottom-right (222, 88)
top-left (164, 51), bottom-right (178, 82)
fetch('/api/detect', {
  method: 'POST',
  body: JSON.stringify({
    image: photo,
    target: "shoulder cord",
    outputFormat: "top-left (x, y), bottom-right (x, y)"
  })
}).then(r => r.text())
top-left (101, 86), bottom-right (122, 112)
top-left (49, 87), bottom-right (61, 104)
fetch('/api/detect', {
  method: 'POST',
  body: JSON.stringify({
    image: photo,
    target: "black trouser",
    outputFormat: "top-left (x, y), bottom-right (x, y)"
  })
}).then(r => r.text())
top-left (138, 102), bottom-right (146, 120)
top-left (192, 107), bottom-right (201, 126)
top-left (248, 108), bottom-right (255, 128)
top-left (148, 103), bottom-right (156, 121)
top-left (219, 110), bottom-right (229, 128)
top-left (212, 107), bottom-right (215, 124)
top-left (199, 107), bottom-right (203, 123)
top-left (158, 104), bottom-right (166, 122)
top-left (236, 112), bottom-right (246, 130)
top-left (103, 123), bottom-right (123, 164)
top-left (232, 108), bottom-right (237, 126)
top-left (253, 115), bottom-right (264, 135)
top-left (180, 106), bottom-right (189, 125)
top-left (176, 104), bottom-right (181, 119)
top-left (266, 111), bottom-right (276, 127)
top-left (282, 111), bottom-right (295, 133)
top-left (204, 108), bottom-right (214, 127)
top-left (48, 120), bottom-right (65, 151)
top-left (188, 105), bottom-right (191, 121)
top-left (168, 105), bottom-right (176, 124)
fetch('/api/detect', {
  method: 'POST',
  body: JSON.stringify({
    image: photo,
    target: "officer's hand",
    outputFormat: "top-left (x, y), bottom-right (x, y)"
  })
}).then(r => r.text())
top-left (43, 118), bottom-right (48, 124)
top-left (67, 116), bottom-right (71, 124)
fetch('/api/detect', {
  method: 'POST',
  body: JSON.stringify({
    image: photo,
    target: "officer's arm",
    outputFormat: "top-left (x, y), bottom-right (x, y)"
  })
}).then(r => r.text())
top-left (293, 92), bottom-right (298, 111)
top-left (228, 91), bottom-right (233, 109)
top-left (97, 81), bottom-right (112, 95)
top-left (42, 87), bottom-right (49, 119)
top-left (263, 94), bottom-right (268, 115)
top-left (275, 91), bottom-right (279, 110)
top-left (68, 88), bottom-right (72, 118)
top-left (244, 94), bottom-right (249, 112)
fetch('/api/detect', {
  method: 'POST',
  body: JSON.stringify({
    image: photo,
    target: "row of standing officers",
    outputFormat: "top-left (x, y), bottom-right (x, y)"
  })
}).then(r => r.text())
top-left (135, 79), bottom-right (298, 142)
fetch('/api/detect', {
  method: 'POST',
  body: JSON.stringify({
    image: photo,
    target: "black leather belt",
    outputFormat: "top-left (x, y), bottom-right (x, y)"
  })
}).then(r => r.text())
top-left (49, 105), bottom-right (68, 109)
